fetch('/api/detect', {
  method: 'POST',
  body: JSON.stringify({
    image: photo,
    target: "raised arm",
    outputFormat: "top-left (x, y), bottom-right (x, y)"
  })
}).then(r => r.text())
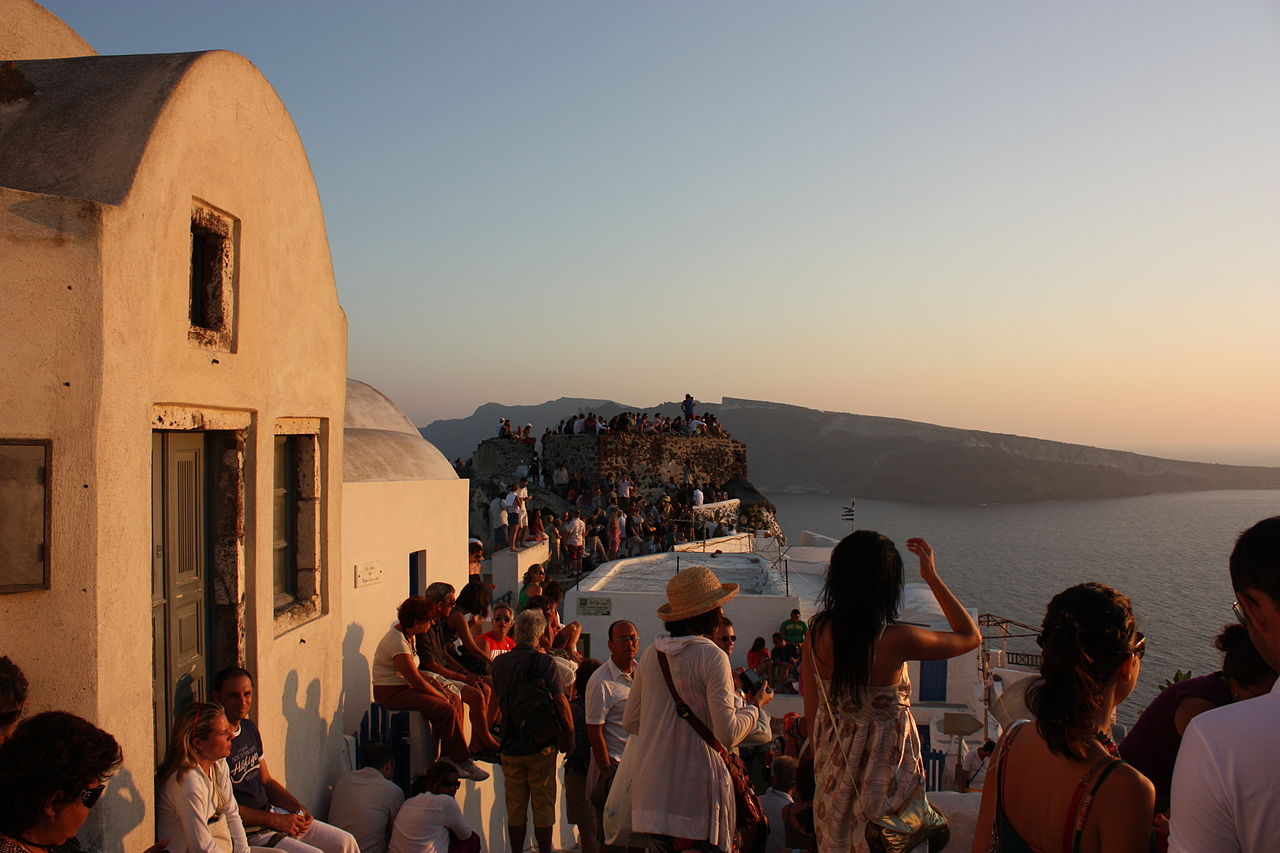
top-left (884, 539), bottom-right (981, 664)
top-left (447, 609), bottom-right (491, 664)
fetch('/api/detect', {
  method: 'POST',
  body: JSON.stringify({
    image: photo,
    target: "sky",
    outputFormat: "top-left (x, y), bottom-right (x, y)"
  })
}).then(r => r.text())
top-left (41, 1), bottom-right (1280, 465)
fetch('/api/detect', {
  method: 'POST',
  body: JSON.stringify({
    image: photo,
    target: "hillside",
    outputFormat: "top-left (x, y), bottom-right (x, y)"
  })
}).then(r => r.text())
top-left (421, 397), bottom-right (1280, 503)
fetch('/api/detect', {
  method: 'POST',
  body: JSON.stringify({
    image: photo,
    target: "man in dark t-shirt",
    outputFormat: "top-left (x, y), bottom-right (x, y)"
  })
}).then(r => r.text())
top-left (491, 609), bottom-right (572, 853)
top-left (213, 667), bottom-right (359, 853)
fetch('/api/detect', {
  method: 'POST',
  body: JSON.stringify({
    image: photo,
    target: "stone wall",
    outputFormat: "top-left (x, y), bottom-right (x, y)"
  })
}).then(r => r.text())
top-left (543, 433), bottom-right (747, 489)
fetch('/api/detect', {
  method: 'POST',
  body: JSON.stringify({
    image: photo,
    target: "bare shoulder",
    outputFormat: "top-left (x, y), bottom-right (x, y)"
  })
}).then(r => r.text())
top-left (1096, 761), bottom-right (1155, 814)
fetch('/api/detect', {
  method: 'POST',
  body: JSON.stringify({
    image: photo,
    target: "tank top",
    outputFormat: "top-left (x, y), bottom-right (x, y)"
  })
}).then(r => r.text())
top-left (991, 722), bottom-right (1125, 853)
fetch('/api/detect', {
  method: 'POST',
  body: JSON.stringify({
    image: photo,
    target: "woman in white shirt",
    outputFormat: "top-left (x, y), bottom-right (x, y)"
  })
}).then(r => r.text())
top-left (388, 762), bottom-right (479, 853)
top-left (623, 566), bottom-right (772, 853)
top-left (156, 701), bottom-right (256, 853)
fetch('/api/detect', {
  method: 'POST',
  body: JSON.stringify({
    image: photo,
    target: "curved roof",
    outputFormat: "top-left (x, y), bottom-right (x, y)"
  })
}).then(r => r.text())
top-left (0, 0), bottom-right (95, 60)
top-left (0, 52), bottom-right (205, 204)
top-left (344, 380), bottom-right (457, 482)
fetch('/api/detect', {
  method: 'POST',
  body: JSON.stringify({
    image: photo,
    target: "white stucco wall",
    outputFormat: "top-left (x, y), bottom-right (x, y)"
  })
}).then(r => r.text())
top-left (3, 48), bottom-right (352, 850)
top-left (0, 0), bottom-right (95, 59)
top-left (339, 477), bottom-right (469, 735)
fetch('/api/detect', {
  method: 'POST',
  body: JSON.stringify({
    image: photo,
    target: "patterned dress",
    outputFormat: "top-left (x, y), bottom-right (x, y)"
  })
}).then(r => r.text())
top-left (812, 666), bottom-right (924, 853)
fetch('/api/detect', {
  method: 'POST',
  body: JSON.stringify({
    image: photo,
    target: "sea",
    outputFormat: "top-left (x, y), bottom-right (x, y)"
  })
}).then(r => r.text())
top-left (766, 489), bottom-right (1280, 725)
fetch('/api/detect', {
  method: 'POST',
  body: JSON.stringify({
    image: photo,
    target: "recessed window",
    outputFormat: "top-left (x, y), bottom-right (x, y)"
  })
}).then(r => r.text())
top-left (273, 422), bottom-right (324, 631)
top-left (188, 202), bottom-right (236, 352)
top-left (0, 440), bottom-right (51, 593)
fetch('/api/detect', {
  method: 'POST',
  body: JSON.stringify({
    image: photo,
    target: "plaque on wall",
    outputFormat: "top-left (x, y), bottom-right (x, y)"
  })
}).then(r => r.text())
top-left (0, 440), bottom-right (51, 593)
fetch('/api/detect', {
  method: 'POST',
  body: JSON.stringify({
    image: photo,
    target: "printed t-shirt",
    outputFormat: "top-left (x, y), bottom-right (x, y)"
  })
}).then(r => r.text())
top-left (227, 717), bottom-right (270, 812)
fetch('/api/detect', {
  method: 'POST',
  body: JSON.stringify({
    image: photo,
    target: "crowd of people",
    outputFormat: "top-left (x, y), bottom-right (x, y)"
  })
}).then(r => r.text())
top-left (489, 474), bottom-right (741, 571)
top-left (493, 394), bottom-right (731, 444)
top-left (5, 513), bottom-right (1280, 853)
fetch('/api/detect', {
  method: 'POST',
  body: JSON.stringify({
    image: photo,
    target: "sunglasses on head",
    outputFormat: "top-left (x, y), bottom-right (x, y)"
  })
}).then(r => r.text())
top-left (77, 783), bottom-right (106, 809)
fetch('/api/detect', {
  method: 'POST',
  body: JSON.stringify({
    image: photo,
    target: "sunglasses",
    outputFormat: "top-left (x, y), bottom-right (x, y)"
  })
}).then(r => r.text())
top-left (1132, 632), bottom-right (1147, 660)
top-left (493, 616), bottom-right (512, 623)
top-left (77, 783), bottom-right (106, 809)
top-left (1233, 599), bottom-right (1249, 627)
top-left (719, 635), bottom-right (737, 643)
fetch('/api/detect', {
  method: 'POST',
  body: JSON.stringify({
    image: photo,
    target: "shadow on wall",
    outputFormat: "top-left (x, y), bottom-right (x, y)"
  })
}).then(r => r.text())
top-left (282, 669), bottom-right (344, 816)
top-left (342, 622), bottom-right (371, 735)
top-left (85, 766), bottom-right (151, 853)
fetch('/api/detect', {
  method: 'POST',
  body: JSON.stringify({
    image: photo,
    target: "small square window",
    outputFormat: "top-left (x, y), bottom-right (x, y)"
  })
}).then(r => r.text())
top-left (0, 440), bottom-right (52, 593)
top-left (188, 202), bottom-right (237, 352)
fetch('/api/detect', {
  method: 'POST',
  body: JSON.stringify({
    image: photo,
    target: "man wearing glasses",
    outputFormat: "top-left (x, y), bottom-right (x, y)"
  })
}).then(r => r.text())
top-left (585, 621), bottom-right (640, 848)
top-left (479, 603), bottom-right (517, 656)
top-left (1171, 516), bottom-right (1280, 853)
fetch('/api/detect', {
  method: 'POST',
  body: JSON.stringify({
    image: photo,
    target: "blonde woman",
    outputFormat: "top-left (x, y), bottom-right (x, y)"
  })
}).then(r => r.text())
top-left (156, 702), bottom-right (259, 853)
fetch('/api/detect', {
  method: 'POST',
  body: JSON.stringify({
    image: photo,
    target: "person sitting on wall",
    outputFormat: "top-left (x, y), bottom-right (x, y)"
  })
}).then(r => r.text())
top-left (212, 667), bottom-right (360, 853)
top-left (389, 762), bottom-right (479, 853)
top-left (415, 584), bottom-right (502, 761)
top-left (327, 743), bottom-right (404, 853)
top-left (769, 633), bottom-right (800, 692)
top-left (478, 603), bottom-right (517, 656)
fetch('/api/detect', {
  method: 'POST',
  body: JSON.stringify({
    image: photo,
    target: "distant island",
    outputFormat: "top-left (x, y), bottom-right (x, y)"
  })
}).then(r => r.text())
top-left (421, 397), bottom-right (1280, 504)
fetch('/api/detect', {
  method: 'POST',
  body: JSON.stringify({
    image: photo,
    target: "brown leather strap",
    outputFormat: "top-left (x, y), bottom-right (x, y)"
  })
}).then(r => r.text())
top-left (656, 650), bottom-right (729, 760)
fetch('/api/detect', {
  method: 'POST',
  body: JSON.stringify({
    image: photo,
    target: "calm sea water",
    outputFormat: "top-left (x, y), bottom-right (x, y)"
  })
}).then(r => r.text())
top-left (767, 490), bottom-right (1280, 724)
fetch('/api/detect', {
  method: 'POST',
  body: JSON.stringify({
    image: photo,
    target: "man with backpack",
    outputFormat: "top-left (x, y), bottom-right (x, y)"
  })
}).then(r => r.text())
top-left (491, 608), bottom-right (573, 853)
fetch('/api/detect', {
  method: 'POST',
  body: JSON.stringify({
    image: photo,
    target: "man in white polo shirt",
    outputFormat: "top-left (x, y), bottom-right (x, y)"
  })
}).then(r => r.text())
top-left (1171, 516), bottom-right (1280, 853)
top-left (585, 619), bottom-right (640, 845)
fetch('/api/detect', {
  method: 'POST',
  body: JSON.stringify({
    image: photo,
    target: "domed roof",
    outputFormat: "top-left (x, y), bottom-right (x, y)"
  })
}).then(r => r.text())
top-left (344, 379), bottom-right (457, 482)
top-left (0, 1), bottom-right (96, 61)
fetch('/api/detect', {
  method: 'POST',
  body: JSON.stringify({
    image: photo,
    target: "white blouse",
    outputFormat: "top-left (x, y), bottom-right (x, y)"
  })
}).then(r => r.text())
top-left (156, 758), bottom-right (250, 853)
top-left (623, 636), bottom-right (763, 850)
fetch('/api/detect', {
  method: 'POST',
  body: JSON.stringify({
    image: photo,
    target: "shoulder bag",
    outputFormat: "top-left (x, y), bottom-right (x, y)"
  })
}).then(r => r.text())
top-left (655, 651), bottom-right (766, 840)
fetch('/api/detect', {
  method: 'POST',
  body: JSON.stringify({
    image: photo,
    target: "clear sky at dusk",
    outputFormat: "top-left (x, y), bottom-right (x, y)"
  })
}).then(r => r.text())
top-left (40, 1), bottom-right (1280, 465)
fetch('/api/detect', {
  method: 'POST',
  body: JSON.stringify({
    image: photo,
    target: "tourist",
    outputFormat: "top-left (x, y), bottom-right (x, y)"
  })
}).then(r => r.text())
top-left (565, 659), bottom-right (604, 853)
top-left (1120, 623), bottom-right (1275, 812)
top-left (517, 478), bottom-right (532, 544)
top-left (546, 513), bottom-right (562, 566)
top-left (448, 581), bottom-right (496, 676)
top-left (781, 761), bottom-right (817, 853)
top-left (478, 603), bottom-right (516, 656)
top-left (691, 484), bottom-right (704, 506)
top-left (761, 756), bottom-right (797, 853)
top-left (804, 533), bottom-right (980, 853)
top-left (562, 511), bottom-right (587, 576)
top-left (0, 656), bottom-right (26, 745)
top-left (489, 493), bottom-right (508, 550)
top-left (746, 638), bottom-right (770, 676)
top-left (960, 740), bottom-right (995, 792)
top-left (415, 584), bottom-right (501, 759)
top-left (682, 394), bottom-right (696, 423)
top-left (492, 608), bottom-right (573, 853)
top-left (586, 620), bottom-right (640, 811)
top-left (327, 743), bottom-right (404, 853)
top-left (370, 597), bottom-right (488, 782)
top-left (466, 541), bottom-right (484, 582)
top-left (713, 617), bottom-right (738, 659)
top-left (0, 711), bottom-right (162, 853)
top-left (769, 634), bottom-right (800, 691)
top-left (505, 484), bottom-right (524, 551)
top-left (519, 564), bottom-right (546, 612)
top-left (607, 508), bottom-right (624, 559)
top-left (623, 565), bottom-right (772, 853)
top-left (779, 609), bottom-right (808, 645)
top-left (973, 582), bottom-right (1153, 853)
top-left (1170, 516), bottom-right (1280, 852)
top-left (155, 702), bottom-right (247, 853)
top-left (387, 762), bottom-right (477, 853)
top-left (213, 667), bottom-right (360, 853)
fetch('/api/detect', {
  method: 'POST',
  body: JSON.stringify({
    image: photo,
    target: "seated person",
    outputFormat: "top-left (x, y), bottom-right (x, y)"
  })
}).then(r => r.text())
top-left (212, 667), bottom-right (360, 853)
top-left (770, 633), bottom-right (800, 690)
top-left (1120, 623), bottom-right (1276, 812)
top-left (416, 583), bottom-right (502, 758)
top-left (327, 743), bottom-right (405, 853)
top-left (389, 763), bottom-right (479, 853)
top-left (478, 603), bottom-right (517, 656)
top-left (156, 701), bottom-right (251, 853)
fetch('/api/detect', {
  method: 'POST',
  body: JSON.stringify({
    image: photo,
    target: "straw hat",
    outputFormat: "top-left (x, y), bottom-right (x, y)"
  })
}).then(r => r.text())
top-left (656, 565), bottom-right (739, 622)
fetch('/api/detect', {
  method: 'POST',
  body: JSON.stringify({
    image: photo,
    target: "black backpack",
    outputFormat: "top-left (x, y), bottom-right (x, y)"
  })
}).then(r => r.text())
top-left (507, 652), bottom-right (562, 747)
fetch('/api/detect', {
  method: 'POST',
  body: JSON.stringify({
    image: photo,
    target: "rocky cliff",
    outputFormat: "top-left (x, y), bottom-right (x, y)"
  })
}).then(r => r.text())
top-left (426, 397), bottom-right (1280, 504)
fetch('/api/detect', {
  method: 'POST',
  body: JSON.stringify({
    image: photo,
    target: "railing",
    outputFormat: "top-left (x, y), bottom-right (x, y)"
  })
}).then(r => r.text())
top-left (923, 747), bottom-right (948, 792)
top-left (1005, 651), bottom-right (1042, 668)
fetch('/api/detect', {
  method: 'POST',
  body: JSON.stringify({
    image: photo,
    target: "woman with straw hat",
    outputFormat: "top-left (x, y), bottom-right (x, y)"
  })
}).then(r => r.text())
top-left (622, 565), bottom-right (773, 853)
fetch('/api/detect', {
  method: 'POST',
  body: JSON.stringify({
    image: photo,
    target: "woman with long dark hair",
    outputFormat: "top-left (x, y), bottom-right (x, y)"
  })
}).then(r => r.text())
top-left (802, 532), bottom-right (980, 853)
top-left (973, 583), bottom-right (1155, 852)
